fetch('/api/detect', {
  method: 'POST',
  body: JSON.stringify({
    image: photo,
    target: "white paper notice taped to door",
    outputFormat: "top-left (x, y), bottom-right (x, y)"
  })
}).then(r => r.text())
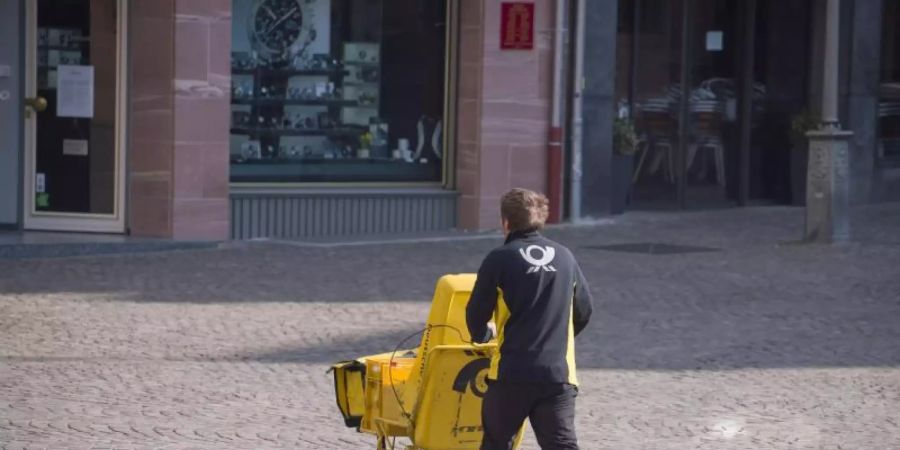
top-left (36, 173), bottom-right (46, 193)
top-left (63, 139), bottom-right (89, 156)
top-left (57, 65), bottom-right (94, 118)
top-left (705, 31), bottom-right (724, 52)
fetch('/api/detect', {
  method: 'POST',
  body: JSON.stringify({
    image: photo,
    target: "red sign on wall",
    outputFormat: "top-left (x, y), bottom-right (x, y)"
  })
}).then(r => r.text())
top-left (500, 2), bottom-right (534, 50)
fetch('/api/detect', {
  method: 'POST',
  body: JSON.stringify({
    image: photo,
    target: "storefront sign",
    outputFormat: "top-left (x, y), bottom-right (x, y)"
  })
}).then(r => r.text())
top-left (57, 65), bottom-right (94, 118)
top-left (500, 2), bottom-right (534, 50)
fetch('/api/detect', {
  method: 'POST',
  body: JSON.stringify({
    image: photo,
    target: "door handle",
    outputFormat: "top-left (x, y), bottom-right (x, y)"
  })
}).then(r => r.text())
top-left (25, 96), bottom-right (48, 112)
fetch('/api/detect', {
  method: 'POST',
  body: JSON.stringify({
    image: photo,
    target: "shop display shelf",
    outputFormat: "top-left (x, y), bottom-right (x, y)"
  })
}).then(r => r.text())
top-left (231, 68), bottom-right (349, 77)
top-left (230, 127), bottom-right (365, 137)
top-left (237, 156), bottom-right (403, 164)
top-left (231, 98), bottom-right (360, 107)
top-left (343, 61), bottom-right (380, 68)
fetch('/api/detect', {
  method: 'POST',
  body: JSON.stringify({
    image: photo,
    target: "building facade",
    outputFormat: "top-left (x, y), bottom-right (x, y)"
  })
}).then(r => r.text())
top-left (0, 0), bottom-right (897, 240)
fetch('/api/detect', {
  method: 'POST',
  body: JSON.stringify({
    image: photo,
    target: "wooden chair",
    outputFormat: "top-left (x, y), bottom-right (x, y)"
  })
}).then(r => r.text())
top-left (688, 100), bottom-right (726, 186)
top-left (633, 99), bottom-right (677, 183)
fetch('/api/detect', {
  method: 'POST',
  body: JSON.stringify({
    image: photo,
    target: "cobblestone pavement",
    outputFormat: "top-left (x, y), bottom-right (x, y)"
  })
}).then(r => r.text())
top-left (1, 206), bottom-right (899, 449)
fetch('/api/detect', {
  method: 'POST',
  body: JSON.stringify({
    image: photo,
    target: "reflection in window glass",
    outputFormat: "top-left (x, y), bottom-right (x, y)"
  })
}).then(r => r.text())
top-left (615, 0), bottom-right (685, 209)
top-left (880, 0), bottom-right (900, 159)
top-left (229, 0), bottom-right (447, 182)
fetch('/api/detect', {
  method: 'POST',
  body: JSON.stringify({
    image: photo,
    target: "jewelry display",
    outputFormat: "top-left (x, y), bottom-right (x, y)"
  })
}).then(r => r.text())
top-left (229, 2), bottom-right (443, 178)
top-left (314, 81), bottom-right (336, 99)
top-left (412, 116), bottom-right (440, 162)
top-left (232, 52), bottom-right (258, 70)
top-left (277, 144), bottom-right (304, 159)
top-left (431, 120), bottom-right (442, 160)
top-left (317, 112), bottom-right (334, 129)
top-left (289, 112), bottom-right (304, 129)
top-left (259, 85), bottom-right (282, 98)
top-left (398, 138), bottom-right (413, 162)
top-left (414, 117), bottom-right (426, 160)
top-left (232, 111), bottom-right (253, 127)
top-left (358, 91), bottom-right (378, 106)
top-left (340, 42), bottom-right (381, 127)
top-left (232, 80), bottom-right (254, 99)
top-left (359, 66), bottom-right (379, 83)
top-left (369, 120), bottom-right (389, 158)
top-left (241, 141), bottom-right (262, 160)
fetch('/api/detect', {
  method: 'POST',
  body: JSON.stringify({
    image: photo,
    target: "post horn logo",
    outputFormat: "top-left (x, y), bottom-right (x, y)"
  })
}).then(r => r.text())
top-left (452, 358), bottom-right (490, 398)
top-left (519, 245), bottom-right (557, 273)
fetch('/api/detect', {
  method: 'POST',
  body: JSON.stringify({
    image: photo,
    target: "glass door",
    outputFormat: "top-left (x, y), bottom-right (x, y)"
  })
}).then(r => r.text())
top-left (749, 0), bottom-right (813, 206)
top-left (23, 0), bottom-right (126, 232)
top-left (618, 0), bottom-right (686, 210)
top-left (618, 0), bottom-right (803, 210)
top-left (682, 0), bottom-right (740, 209)
top-left (878, 0), bottom-right (900, 161)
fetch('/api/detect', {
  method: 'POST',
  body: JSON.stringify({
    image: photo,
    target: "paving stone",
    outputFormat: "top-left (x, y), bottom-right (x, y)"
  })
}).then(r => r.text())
top-left (1, 206), bottom-right (899, 449)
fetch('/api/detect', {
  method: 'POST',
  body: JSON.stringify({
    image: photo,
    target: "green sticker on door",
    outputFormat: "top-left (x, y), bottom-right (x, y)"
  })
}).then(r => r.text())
top-left (36, 193), bottom-right (50, 208)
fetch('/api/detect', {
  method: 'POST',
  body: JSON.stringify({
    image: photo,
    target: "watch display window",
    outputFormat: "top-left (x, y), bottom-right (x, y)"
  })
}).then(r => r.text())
top-left (229, 0), bottom-right (449, 183)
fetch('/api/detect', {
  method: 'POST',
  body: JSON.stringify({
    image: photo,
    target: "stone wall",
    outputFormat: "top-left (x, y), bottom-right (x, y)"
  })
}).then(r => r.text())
top-left (128, 0), bottom-right (230, 239)
top-left (456, 0), bottom-right (554, 230)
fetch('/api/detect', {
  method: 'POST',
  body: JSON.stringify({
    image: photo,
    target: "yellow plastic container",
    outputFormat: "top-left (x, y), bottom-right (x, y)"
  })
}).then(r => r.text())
top-left (330, 359), bottom-right (367, 427)
top-left (360, 353), bottom-right (415, 436)
top-left (331, 274), bottom-right (523, 450)
top-left (412, 344), bottom-right (497, 449)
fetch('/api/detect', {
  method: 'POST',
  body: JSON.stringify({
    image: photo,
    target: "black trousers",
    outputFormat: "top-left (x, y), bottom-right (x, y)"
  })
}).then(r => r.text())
top-left (480, 381), bottom-right (579, 450)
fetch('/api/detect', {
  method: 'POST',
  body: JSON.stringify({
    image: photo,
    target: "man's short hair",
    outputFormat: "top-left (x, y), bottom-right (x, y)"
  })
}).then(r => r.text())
top-left (501, 188), bottom-right (550, 232)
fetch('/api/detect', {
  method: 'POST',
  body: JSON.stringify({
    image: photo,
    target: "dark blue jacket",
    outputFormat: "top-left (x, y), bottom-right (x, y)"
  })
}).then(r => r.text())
top-left (466, 230), bottom-right (593, 385)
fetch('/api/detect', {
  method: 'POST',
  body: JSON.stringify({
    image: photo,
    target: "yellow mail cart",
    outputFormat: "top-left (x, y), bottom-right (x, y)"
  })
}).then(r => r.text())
top-left (330, 274), bottom-right (523, 450)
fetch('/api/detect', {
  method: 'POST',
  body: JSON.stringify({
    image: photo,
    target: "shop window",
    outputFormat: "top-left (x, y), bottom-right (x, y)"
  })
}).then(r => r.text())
top-left (229, 0), bottom-right (448, 183)
top-left (880, 0), bottom-right (900, 160)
